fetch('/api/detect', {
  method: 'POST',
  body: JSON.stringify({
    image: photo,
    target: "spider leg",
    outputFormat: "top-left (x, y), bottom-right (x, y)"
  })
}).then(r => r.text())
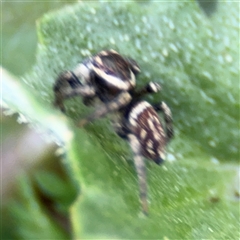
top-left (128, 134), bottom-right (148, 215)
top-left (113, 118), bottom-right (129, 139)
top-left (134, 81), bottom-right (161, 99)
top-left (125, 57), bottom-right (141, 75)
top-left (78, 91), bottom-right (132, 127)
top-left (153, 101), bottom-right (174, 142)
top-left (110, 110), bottom-right (131, 139)
top-left (82, 96), bottom-right (96, 106)
top-left (54, 85), bottom-right (96, 112)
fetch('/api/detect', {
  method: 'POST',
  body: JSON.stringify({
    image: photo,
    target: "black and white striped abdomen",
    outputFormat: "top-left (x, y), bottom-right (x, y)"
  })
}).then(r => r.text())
top-left (127, 101), bottom-right (166, 163)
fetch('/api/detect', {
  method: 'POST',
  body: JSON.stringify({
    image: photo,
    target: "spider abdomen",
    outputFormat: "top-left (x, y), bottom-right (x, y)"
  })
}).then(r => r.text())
top-left (127, 101), bottom-right (166, 164)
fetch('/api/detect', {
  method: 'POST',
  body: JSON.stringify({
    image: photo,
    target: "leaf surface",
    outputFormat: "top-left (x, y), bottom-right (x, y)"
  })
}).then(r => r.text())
top-left (2, 1), bottom-right (239, 239)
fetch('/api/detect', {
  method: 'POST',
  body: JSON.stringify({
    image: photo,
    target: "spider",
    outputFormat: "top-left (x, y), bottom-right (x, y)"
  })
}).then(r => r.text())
top-left (53, 50), bottom-right (173, 215)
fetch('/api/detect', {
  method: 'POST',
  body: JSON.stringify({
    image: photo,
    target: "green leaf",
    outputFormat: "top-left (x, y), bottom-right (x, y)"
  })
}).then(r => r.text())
top-left (2, 1), bottom-right (239, 239)
top-left (1, 1), bottom-right (76, 76)
top-left (2, 67), bottom-right (72, 144)
top-left (6, 176), bottom-right (69, 239)
top-left (34, 170), bottom-right (78, 212)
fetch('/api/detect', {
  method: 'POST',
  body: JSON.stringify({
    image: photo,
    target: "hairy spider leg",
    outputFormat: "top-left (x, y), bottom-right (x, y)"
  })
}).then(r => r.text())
top-left (53, 70), bottom-right (96, 112)
top-left (128, 134), bottom-right (148, 215)
top-left (133, 81), bottom-right (161, 99)
top-left (153, 101), bottom-right (174, 142)
top-left (78, 91), bottom-right (132, 127)
top-left (54, 85), bottom-right (96, 112)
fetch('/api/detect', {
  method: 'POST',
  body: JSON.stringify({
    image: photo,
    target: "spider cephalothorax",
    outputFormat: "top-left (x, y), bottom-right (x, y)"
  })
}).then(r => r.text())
top-left (53, 49), bottom-right (140, 116)
top-left (53, 50), bottom-right (173, 215)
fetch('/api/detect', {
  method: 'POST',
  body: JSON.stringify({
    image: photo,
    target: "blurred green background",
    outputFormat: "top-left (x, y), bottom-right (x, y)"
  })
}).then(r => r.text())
top-left (2, 2), bottom-right (77, 239)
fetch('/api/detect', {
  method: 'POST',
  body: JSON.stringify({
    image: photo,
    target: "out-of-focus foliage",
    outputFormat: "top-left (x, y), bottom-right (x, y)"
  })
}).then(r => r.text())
top-left (2, 1), bottom-right (239, 239)
top-left (1, 1), bottom-right (75, 76)
top-left (2, 2), bottom-right (77, 240)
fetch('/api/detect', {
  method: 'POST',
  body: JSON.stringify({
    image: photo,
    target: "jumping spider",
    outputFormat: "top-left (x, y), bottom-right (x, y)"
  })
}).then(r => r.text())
top-left (53, 50), bottom-right (173, 215)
